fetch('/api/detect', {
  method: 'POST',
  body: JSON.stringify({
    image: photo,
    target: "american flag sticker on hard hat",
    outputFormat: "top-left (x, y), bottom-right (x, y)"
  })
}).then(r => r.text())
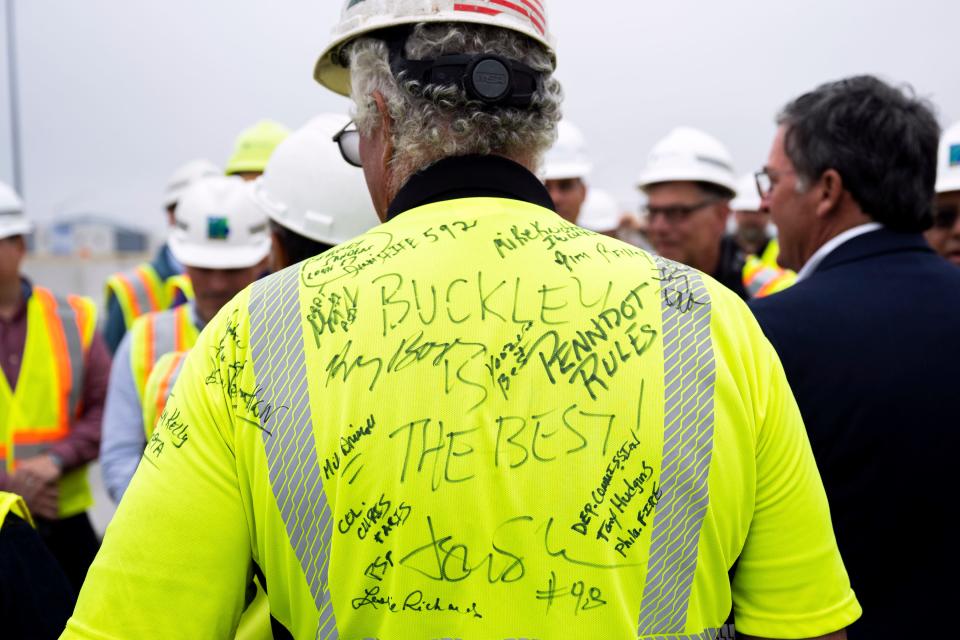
top-left (454, 0), bottom-right (546, 36)
top-left (950, 143), bottom-right (960, 167)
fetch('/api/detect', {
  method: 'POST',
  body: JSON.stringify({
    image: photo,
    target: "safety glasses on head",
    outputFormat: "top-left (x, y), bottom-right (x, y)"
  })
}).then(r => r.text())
top-left (333, 120), bottom-right (362, 167)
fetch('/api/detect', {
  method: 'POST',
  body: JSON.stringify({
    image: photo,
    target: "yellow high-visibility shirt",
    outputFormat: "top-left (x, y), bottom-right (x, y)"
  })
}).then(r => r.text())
top-left (65, 198), bottom-right (859, 639)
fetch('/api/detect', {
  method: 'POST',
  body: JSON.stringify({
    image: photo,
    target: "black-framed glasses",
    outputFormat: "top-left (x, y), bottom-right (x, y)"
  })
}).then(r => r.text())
top-left (644, 199), bottom-right (717, 223)
top-left (934, 204), bottom-right (959, 229)
top-left (755, 168), bottom-right (797, 199)
top-left (333, 119), bottom-right (361, 167)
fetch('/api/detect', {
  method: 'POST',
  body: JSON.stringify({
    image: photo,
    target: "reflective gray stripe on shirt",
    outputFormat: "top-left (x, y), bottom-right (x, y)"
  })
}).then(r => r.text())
top-left (249, 266), bottom-right (338, 639)
top-left (637, 258), bottom-right (717, 635)
top-left (53, 295), bottom-right (84, 416)
top-left (150, 308), bottom-right (180, 361)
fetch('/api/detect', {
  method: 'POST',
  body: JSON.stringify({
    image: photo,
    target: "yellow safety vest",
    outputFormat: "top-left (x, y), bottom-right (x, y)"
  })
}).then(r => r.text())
top-left (142, 351), bottom-right (188, 437)
top-left (742, 238), bottom-right (797, 298)
top-left (0, 287), bottom-right (97, 518)
top-left (104, 263), bottom-right (193, 331)
top-left (0, 491), bottom-right (34, 528)
top-left (128, 304), bottom-right (199, 404)
top-left (69, 198), bottom-right (860, 639)
top-left (165, 274), bottom-right (194, 305)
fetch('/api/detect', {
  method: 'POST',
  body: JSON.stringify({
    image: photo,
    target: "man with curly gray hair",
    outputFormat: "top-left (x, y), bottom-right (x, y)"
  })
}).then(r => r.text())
top-left (64, 2), bottom-right (857, 639)
top-left (335, 21), bottom-right (562, 217)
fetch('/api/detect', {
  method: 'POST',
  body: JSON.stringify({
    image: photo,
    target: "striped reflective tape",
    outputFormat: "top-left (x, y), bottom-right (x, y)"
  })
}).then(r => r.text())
top-left (249, 267), bottom-right (338, 639)
top-left (637, 258), bottom-right (717, 636)
top-left (52, 294), bottom-right (84, 416)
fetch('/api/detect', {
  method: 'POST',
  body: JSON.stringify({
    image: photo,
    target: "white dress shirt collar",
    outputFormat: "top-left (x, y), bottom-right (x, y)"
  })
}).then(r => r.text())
top-left (796, 222), bottom-right (883, 282)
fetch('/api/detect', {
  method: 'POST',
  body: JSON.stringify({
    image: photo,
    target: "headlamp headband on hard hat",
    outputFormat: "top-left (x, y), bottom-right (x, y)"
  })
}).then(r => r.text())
top-left (383, 27), bottom-right (542, 109)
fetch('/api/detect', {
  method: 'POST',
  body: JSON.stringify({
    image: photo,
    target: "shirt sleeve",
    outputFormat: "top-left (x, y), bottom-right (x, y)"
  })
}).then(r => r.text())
top-left (49, 331), bottom-right (111, 471)
top-left (102, 294), bottom-right (127, 356)
top-left (98, 334), bottom-right (145, 503)
top-left (63, 298), bottom-right (251, 639)
top-left (731, 327), bottom-right (862, 637)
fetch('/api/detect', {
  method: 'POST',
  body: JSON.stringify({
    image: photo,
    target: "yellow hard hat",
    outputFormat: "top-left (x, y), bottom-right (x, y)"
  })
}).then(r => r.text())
top-left (225, 120), bottom-right (291, 175)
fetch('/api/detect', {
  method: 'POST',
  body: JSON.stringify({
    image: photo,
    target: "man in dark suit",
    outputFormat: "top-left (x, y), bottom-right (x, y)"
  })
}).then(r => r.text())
top-left (750, 75), bottom-right (958, 639)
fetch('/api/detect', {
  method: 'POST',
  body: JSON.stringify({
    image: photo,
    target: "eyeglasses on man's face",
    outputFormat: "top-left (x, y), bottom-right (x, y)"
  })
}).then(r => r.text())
top-left (644, 200), bottom-right (717, 224)
top-left (333, 120), bottom-right (362, 167)
top-left (754, 168), bottom-right (797, 199)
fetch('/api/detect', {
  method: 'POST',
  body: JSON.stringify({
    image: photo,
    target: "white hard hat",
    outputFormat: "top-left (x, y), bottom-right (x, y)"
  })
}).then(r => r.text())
top-left (543, 120), bottom-right (592, 180)
top-left (168, 176), bottom-right (271, 270)
top-left (730, 173), bottom-right (761, 212)
top-left (252, 113), bottom-right (380, 245)
top-left (314, 0), bottom-right (556, 97)
top-left (637, 126), bottom-right (738, 197)
top-left (578, 188), bottom-right (620, 233)
top-left (0, 181), bottom-right (31, 240)
top-left (163, 159), bottom-right (221, 208)
top-left (936, 120), bottom-right (960, 194)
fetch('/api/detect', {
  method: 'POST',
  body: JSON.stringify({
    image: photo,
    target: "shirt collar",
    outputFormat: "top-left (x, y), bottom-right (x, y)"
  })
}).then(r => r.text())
top-left (796, 222), bottom-right (884, 282)
top-left (386, 154), bottom-right (555, 221)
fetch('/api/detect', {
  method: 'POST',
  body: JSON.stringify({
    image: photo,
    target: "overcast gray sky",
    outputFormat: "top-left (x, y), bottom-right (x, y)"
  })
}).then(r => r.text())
top-left (1, 0), bottom-right (958, 232)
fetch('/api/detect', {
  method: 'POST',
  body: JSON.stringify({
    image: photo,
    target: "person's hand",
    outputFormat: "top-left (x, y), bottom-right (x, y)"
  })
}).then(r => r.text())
top-left (17, 454), bottom-right (62, 484)
top-left (8, 469), bottom-right (60, 519)
top-left (29, 482), bottom-right (59, 520)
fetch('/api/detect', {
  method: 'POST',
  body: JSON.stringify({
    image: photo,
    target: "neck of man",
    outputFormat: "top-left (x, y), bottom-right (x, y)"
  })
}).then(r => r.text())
top-left (736, 232), bottom-right (768, 256)
top-left (695, 242), bottom-right (723, 277)
top-left (0, 277), bottom-right (23, 320)
top-left (802, 204), bottom-right (875, 267)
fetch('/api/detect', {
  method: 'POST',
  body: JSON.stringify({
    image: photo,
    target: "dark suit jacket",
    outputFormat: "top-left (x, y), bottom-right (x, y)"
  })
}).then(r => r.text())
top-left (750, 228), bottom-right (960, 639)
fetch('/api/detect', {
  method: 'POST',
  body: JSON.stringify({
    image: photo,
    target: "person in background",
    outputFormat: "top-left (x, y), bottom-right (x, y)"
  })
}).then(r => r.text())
top-left (140, 113), bottom-right (380, 433)
top-left (225, 120), bottom-right (291, 182)
top-left (577, 188), bottom-right (620, 236)
top-left (924, 120), bottom-right (960, 265)
top-left (577, 188), bottom-right (654, 252)
top-left (102, 159), bottom-right (220, 354)
top-left (730, 173), bottom-right (796, 297)
top-left (0, 180), bottom-right (109, 597)
top-left (730, 173), bottom-right (774, 257)
top-left (543, 120), bottom-right (591, 223)
top-left (749, 75), bottom-right (956, 639)
top-left (99, 175), bottom-right (270, 502)
top-left (638, 127), bottom-right (748, 299)
top-left (255, 113), bottom-right (380, 272)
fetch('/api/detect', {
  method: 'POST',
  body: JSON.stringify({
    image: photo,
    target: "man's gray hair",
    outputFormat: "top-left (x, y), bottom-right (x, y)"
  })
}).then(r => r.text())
top-left (349, 23), bottom-right (563, 196)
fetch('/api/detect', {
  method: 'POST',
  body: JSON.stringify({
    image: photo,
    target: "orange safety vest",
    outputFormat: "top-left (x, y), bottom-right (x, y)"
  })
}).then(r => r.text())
top-left (141, 350), bottom-right (188, 437)
top-left (742, 239), bottom-right (797, 298)
top-left (104, 263), bottom-right (193, 331)
top-left (0, 287), bottom-right (97, 517)
top-left (128, 305), bottom-right (199, 404)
